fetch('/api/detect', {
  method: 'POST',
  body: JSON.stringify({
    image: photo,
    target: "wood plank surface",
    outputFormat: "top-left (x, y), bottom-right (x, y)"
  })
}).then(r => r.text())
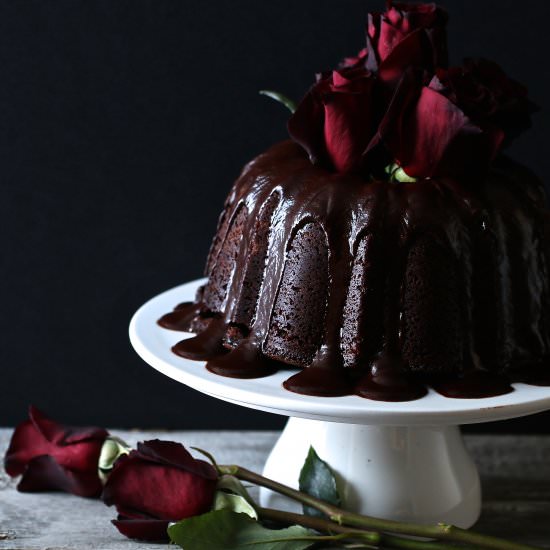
top-left (0, 429), bottom-right (548, 549)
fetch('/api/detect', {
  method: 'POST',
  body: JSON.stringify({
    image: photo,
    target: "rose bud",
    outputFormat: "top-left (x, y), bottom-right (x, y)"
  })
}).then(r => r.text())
top-left (102, 439), bottom-right (218, 541)
top-left (288, 67), bottom-right (379, 174)
top-left (4, 405), bottom-right (109, 497)
top-left (366, 1), bottom-right (448, 81)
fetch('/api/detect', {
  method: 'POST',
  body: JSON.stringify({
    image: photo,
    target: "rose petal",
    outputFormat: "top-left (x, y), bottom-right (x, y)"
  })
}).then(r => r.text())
top-left (287, 85), bottom-right (327, 166)
top-left (323, 83), bottom-right (376, 173)
top-left (339, 48), bottom-right (368, 69)
top-left (365, 69), bottom-right (423, 157)
top-left (4, 419), bottom-right (51, 476)
top-left (4, 406), bottom-right (107, 496)
top-left (28, 406), bottom-right (108, 446)
top-left (102, 454), bottom-right (217, 520)
top-left (112, 517), bottom-right (170, 541)
top-left (434, 59), bottom-right (536, 145)
top-left (28, 406), bottom-right (68, 445)
top-left (17, 455), bottom-right (103, 497)
top-left (367, 2), bottom-right (448, 75)
top-left (5, 406), bottom-right (107, 475)
top-left (387, 86), bottom-right (504, 177)
top-left (52, 439), bottom-right (106, 472)
top-left (136, 440), bottom-right (217, 480)
top-left (378, 29), bottom-right (434, 82)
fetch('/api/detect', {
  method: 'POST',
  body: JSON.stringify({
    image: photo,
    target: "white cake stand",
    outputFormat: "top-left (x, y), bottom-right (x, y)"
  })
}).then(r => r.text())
top-left (129, 279), bottom-right (550, 529)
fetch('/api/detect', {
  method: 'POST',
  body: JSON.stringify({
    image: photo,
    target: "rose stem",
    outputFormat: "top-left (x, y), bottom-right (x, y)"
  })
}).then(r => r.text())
top-left (218, 465), bottom-right (540, 550)
top-left (259, 507), bottom-right (474, 550)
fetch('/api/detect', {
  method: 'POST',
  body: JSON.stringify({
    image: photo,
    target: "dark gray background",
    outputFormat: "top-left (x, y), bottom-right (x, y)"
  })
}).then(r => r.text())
top-left (1, 0), bottom-right (549, 432)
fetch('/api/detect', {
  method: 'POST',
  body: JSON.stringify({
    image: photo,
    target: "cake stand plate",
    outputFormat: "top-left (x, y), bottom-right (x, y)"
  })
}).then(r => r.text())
top-left (130, 279), bottom-right (550, 529)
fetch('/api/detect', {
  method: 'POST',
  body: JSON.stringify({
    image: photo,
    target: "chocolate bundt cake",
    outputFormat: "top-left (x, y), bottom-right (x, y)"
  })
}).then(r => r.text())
top-left (158, 1), bottom-right (550, 400)
top-left (159, 141), bottom-right (550, 400)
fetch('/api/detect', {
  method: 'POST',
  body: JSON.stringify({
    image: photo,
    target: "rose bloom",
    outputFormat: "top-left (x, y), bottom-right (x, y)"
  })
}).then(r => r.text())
top-left (288, 67), bottom-right (379, 174)
top-left (4, 405), bottom-right (108, 497)
top-left (288, 1), bottom-right (449, 176)
top-left (288, 1), bottom-right (535, 180)
top-left (433, 58), bottom-right (536, 144)
top-left (102, 439), bottom-right (218, 541)
top-left (379, 60), bottom-right (536, 178)
top-left (366, 0), bottom-right (448, 80)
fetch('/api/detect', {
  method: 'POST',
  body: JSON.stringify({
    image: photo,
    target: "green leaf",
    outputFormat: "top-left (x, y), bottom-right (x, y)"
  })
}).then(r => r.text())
top-left (217, 474), bottom-right (256, 506)
top-left (213, 491), bottom-right (258, 519)
top-left (298, 446), bottom-right (341, 518)
top-left (385, 162), bottom-right (417, 183)
top-left (192, 446), bottom-right (219, 470)
top-left (259, 90), bottom-right (297, 114)
top-left (393, 167), bottom-right (417, 183)
top-left (168, 509), bottom-right (315, 550)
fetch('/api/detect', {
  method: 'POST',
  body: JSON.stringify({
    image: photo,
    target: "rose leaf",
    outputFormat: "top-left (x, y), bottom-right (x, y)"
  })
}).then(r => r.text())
top-left (259, 90), bottom-right (297, 113)
top-left (168, 509), bottom-right (315, 550)
top-left (217, 474), bottom-right (256, 505)
top-left (213, 490), bottom-right (258, 519)
top-left (298, 446), bottom-right (341, 518)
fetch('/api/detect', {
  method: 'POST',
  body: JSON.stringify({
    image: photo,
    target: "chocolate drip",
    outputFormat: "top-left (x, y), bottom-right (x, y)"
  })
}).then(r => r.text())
top-left (283, 363), bottom-right (354, 397)
top-left (203, 204), bottom-right (249, 312)
top-left (158, 302), bottom-right (203, 332)
top-left (432, 371), bottom-right (513, 399)
top-left (356, 352), bottom-right (427, 402)
top-left (207, 339), bottom-right (278, 379)
top-left (230, 192), bottom-right (281, 328)
top-left (157, 142), bottom-right (550, 401)
top-left (206, 205), bottom-right (230, 275)
top-left (172, 318), bottom-right (228, 361)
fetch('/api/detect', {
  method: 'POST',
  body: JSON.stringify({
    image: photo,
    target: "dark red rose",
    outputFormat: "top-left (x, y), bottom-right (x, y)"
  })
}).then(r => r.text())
top-left (102, 439), bottom-right (218, 541)
top-left (384, 82), bottom-right (502, 178)
top-left (4, 405), bottom-right (108, 497)
top-left (433, 58), bottom-right (536, 144)
top-left (366, 1), bottom-right (448, 80)
top-left (289, 5), bottom-right (536, 179)
top-left (376, 58), bottom-right (536, 178)
top-left (288, 67), bottom-right (380, 173)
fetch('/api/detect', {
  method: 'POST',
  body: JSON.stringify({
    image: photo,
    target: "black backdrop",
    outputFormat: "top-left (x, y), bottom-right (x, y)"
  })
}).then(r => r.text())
top-left (1, 0), bottom-right (549, 432)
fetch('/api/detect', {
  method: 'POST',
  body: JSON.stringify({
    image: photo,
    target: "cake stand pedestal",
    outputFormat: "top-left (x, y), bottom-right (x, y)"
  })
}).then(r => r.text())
top-left (130, 279), bottom-right (550, 529)
top-left (260, 419), bottom-right (480, 528)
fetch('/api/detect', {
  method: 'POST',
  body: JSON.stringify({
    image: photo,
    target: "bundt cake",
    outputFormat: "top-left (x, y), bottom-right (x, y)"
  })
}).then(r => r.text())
top-left (159, 141), bottom-right (550, 400)
top-left (158, 1), bottom-right (550, 400)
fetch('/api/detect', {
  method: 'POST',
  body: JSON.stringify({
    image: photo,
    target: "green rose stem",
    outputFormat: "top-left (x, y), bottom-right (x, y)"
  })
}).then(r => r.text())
top-left (258, 507), bottom-right (469, 550)
top-left (218, 465), bottom-right (540, 550)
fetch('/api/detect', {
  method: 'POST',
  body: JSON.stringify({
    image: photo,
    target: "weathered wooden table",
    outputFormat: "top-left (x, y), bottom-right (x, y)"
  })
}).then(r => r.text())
top-left (0, 429), bottom-right (549, 549)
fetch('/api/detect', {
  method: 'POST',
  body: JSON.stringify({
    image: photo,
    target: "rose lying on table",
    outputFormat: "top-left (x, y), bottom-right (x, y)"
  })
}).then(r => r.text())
top-left (2, 406), bottom-right (540, 550)
top-left (4, 405), bottom-right (108, 497)
top-left (102, 439), bottom-right (218, 540)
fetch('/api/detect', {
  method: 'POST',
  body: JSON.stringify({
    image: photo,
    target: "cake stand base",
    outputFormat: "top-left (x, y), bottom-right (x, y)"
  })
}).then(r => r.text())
top-left (260, 417), bottom-right (481, 528)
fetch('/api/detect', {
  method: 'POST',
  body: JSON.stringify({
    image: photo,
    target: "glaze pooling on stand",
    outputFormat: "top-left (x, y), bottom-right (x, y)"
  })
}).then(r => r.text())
top-left (158, 141), bottom-right (550, 401)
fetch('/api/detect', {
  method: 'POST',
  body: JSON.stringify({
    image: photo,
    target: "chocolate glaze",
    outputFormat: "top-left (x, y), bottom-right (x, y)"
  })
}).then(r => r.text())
top-left (158, 302), bottom-right (202, 332)
top-left (207, 339), bottom-right (278, 379)
top-left (158, 141), bottom-right (550, 401)
top-left (172, 317), bottom-right (228, 361)
top-left (431, 371), bottom-right (514, 399)
top-left (356, 352), bottom-right (428, 402)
